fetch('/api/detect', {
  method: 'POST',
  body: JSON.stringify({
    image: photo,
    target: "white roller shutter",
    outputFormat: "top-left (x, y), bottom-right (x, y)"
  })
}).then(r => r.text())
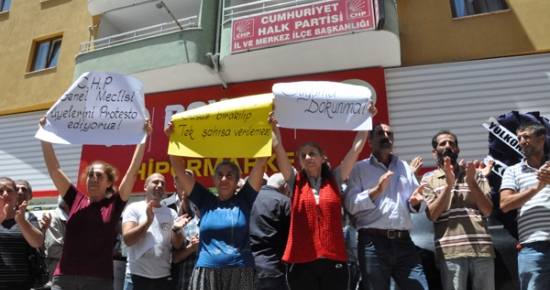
top-left (0, 111), bottom-right (82, 194)
top-left (385, 53), bottom-right (550, 168)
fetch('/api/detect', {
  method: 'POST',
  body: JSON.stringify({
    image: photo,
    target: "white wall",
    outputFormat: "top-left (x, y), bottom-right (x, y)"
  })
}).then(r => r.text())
top-left (386, 53), bottom-right (550, 168)
top-left (0, 111), bottom-right (82, 198)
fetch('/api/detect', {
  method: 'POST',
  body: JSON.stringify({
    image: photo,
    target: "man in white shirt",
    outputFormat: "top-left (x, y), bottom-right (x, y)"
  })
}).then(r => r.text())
top-left (500, 121), bottom-right (550, 289)
top-left (345, 123), bottom-right (428, 290)
top-left (122, 173), bottom-right (189, 290)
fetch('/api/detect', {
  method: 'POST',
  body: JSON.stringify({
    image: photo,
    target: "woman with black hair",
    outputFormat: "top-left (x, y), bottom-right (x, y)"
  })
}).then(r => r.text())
top-left (269, 101), bottom-right (377, 290)
top-left (40, 116), bottom-right (151, 290)
top-left (166, 121), bottom-right (273, 290)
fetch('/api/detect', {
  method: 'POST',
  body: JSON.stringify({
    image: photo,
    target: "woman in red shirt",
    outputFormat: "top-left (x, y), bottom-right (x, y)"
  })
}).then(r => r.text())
top-left (269, 101), bottom-right (376, 290)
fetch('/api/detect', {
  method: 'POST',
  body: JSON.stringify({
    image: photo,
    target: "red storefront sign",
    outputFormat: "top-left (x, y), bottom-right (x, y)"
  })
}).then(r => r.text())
top-left (231, 0), bottom-right (375, 53)
top-left (78, 68), bottom-right (388, 194)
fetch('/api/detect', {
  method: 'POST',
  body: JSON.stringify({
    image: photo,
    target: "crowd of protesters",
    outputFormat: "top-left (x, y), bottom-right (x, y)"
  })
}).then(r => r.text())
top-left (2, 106), bottom-right (550, 290)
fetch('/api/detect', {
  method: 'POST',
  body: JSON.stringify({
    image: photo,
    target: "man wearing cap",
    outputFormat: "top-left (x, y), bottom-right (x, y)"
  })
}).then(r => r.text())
top-left (344, 123), bottom-right (428, 290)
top-left (122, 173), bottom-right (189, 289)
top-left (161, 170), bottom-right (199, 290)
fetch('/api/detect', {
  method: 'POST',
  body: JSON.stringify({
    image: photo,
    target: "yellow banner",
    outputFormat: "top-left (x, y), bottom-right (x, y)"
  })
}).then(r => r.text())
top-left (168, 94), bottom-right (273, 158)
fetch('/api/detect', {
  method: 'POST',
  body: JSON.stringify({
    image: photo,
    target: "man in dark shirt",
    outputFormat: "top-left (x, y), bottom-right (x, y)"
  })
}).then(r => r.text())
top-left (249, 173), bottom-right (291, 290)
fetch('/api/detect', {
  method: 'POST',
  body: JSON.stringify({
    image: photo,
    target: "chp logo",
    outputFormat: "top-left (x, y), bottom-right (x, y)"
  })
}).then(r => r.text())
top-left (233, 18), bottom-right (254, 39)
top-left (345, 0), bottom-right (371, 20)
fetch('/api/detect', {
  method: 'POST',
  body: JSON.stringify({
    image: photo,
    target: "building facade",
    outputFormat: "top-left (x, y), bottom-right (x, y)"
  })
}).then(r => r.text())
top-left (0, 1), bottom-right (94, 203)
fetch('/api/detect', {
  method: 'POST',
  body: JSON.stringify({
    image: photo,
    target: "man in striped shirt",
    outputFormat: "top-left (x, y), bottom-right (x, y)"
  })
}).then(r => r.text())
top-left (500, 121), bottom-right (550, 290)
top-left (422, 130), bottom-right (495, 290)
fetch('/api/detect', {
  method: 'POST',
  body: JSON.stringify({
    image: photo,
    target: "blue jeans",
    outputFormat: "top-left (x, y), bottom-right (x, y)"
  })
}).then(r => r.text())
top-left (123, 273), bottom-right (133, 290)
top-left (436, 257), bottom-right (494, 290)
top-left (358, 232), bottom-right (428, 290)
top-left (518, 242), bottom-right (550, 290)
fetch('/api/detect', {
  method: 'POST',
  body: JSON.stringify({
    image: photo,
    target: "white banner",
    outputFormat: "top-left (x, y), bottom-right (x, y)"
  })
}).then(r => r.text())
top-left (485, 155), bottom-right (508, 177)
top-left (273, 81), bottom-right (373, 131)
top-left (35, 72), bottom-right (147, 145)
top-left (482, 117), bottom-right (524, 158)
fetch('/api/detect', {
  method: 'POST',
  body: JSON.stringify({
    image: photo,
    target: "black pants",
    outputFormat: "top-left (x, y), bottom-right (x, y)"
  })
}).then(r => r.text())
top-left (286, 259), bottom-right (349, 290)
top-left (131, 274), bottom-right (171, 290)
top-left (258, 276), bottom-right (289, 290)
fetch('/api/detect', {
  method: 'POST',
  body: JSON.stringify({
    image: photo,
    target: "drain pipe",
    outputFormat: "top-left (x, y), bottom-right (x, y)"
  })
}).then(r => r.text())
top-left (86, 16), bottom-right (102, 52)
top-left (206, 52), bottom-right (227, 89)
top-left (205, 0), bottom-right (227, 89)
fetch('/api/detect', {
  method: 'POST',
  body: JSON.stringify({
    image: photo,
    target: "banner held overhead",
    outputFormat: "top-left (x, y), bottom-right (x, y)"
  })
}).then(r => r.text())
top-left (35, 72), bottom-right (147, 145)
top-left (168, 94), bottom-right (273, 158)
top-left (273, 81), bottom-right (373, 130)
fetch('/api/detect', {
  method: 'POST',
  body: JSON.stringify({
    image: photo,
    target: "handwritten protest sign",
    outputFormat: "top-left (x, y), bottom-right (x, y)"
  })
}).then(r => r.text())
top-left (35, 72), bottom-right (147, 145)
top-left (273, 81), bottom-right (372, 130)
top-left (168, 94), bottom-right (273, 158)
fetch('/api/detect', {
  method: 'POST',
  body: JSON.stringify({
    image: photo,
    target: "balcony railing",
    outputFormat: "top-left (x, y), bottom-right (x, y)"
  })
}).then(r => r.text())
top-left (80, 16), bottom-right (199, 53)
top-left (223, 0), bottom-right (320, 24)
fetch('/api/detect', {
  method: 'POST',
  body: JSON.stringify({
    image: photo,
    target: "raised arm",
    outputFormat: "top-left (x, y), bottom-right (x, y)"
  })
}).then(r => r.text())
top-left (166, 121), bottom-right (196, 196)
top-left (248, 157), bottom-right (268, 192)
top-left (0, 196), bottom-right (7, 224)
top-left (14, 201), bottom-right (44, 248)
top-left (172, 233), bottom-right (199, 263)
top-left (337, 100), bottom-right (377, 180)
top-left (40, 116), bottom-right (71, 196)
top-left (480, 159), bottom-right (494, 178)
top-left (269, 112), bottom-right (293, 182)
top-left (425, 157), bottom-right (454, 222)
top-left (338, 131), bottom-right (368, 180)
top-left (465, 161), bottom-right (493, 217)
top-left (409, 157), bottom-right (424, 176)
top-left (39, 212), bottom-right (52, 234)
top-left (171, 215), bottom-right (190, 250)
top-left (119, 119), bottom-right (152, 202)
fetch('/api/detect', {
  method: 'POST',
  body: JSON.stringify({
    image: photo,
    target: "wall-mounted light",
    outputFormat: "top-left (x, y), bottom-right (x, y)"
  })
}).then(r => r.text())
top-left (155, 1), bottom-right (184, 31)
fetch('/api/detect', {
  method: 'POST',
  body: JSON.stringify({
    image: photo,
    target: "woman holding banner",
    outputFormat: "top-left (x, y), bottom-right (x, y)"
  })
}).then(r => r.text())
top-left (166, 121), bottom-right (270, 290)
top-left (269, 100), bottom-right (377, 290)
top-left (39, 116), bottom-right (151, 290)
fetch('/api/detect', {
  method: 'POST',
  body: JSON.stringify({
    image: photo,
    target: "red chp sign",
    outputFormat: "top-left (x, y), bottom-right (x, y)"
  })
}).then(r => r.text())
top-left (231, 0), bottom-right (375, 53)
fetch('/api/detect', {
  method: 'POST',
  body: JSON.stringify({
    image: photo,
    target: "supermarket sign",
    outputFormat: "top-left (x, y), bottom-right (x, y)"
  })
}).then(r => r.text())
top-left (231, 0), bottom-right (375, 53)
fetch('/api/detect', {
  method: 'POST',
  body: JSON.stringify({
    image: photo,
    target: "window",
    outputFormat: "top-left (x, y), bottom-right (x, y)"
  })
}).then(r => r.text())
top-left (0, 0), bottom-right (11, 12)
top-left (451, 0), bottom-right (508, 18)
top-left (31, 37), bottom-right (62, 71)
